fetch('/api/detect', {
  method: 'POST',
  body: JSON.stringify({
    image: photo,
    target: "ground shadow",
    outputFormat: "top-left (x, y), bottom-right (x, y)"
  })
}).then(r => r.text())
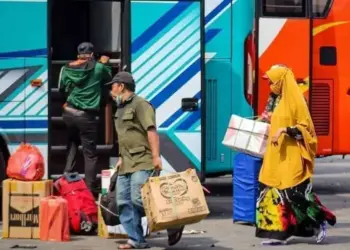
top-left (289, 235), bottom-right (350, 245)
top-left (203, 179), bottom-right (233, 220)
top-left (333, 222), bottom-right (350, 229)
top-left (115, 236), bottom-right (233, 250)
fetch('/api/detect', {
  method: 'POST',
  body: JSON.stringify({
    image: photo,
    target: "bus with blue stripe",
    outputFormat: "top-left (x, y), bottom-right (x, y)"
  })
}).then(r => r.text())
top-left (0, 0), bottom-right (254, 195)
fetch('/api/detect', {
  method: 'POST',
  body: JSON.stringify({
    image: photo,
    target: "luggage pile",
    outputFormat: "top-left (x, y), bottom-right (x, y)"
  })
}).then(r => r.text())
top-left (2, 143), bottom-right (98, 242)
top-left (3, 144), bottom-right (211, 242)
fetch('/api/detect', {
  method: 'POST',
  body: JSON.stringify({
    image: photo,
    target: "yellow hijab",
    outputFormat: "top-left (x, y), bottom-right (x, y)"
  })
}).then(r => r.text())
top-left (259, 66), bottom-right (318, 189)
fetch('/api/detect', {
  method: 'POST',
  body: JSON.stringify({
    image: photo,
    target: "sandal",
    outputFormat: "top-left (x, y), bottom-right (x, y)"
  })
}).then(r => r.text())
top-left (261, 239), bottom-right (287, 246)
top-left (168, 226), bottom-right (185, 246)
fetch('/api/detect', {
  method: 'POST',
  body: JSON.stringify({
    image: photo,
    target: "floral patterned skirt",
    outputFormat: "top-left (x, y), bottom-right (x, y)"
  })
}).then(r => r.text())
top-left (255, 179), bottom-right (336, 241)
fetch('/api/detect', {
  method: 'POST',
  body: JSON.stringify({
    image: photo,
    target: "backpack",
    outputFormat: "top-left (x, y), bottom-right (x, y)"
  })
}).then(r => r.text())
top-left (54, 173), bottom-right (98, 234)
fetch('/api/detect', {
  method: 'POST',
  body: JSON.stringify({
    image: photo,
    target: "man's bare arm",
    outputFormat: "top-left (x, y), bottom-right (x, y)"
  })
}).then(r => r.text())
top-left (147, 127), bottom-right (160, 158)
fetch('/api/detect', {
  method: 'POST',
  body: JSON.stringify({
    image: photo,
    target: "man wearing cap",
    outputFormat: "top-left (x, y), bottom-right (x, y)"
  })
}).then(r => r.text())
top-left (107, 71), bottom-right (184, 249)
top-left (59, 42), bottom-right (112, 194)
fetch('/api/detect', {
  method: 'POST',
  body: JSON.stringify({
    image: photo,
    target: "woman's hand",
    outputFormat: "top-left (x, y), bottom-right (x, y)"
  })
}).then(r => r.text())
top-left (272, 128), bottom-right (286, 146)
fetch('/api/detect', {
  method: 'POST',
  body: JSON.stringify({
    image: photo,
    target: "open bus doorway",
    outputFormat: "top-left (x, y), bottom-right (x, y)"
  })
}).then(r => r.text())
top-left (48, 0), bottom-right (128, 179)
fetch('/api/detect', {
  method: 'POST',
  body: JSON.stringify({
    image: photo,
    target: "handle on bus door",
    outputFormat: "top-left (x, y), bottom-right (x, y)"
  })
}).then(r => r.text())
top-left (181, 98), bottom-right (199, 112)
top-left (31, 79), bottom-right (43, 87)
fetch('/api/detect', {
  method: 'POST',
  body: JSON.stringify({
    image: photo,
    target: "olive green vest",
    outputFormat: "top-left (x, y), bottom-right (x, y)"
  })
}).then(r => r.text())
top-left (114, 95), bottom-right (155, 175)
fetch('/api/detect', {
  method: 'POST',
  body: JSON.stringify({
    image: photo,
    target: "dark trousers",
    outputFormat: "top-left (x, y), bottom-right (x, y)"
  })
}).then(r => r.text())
top-left (62, 107), bottom-right (98, 190)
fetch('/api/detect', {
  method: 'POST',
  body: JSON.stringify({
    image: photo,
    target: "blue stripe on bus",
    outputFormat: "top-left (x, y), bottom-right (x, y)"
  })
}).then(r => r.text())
top-left (160, 91), bottom-right (201, 128)
top-left (131, 1), bottom-right (193, 54)
top-left (0, 48), bottom-right (47, 58)
top-left (205, 0), bottom-right (231, 25)
top-left (0, 119), bottom-right (48, 129)
top-left (150, 58), bottom-right (200, 109)
top-left (176, 109), bottom-right (201, 130)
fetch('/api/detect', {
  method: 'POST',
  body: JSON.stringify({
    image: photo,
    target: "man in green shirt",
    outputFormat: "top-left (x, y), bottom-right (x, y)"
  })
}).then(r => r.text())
top-left (107, 72), bottom-right (184, 249)
top-left (59, 42), bottom-right (112, 193)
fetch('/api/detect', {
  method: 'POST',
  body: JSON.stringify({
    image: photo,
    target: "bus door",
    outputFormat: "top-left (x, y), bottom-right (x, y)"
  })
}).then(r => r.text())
top-left (311, 0), bottom-right (348, 155)
top-left (129, 0), bottom-right (205, 178)
top-left (255, 0), bottom-right (311, 116)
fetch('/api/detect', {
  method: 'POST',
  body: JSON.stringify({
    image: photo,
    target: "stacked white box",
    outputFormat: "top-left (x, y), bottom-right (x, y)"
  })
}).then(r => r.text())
top-left (222, 115), bottom-right (270, 158)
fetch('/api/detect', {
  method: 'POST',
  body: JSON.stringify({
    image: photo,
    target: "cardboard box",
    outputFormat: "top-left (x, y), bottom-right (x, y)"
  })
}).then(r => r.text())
top-left (222, 115), bottom-right (270, 158)
top-left (2, 179), bottom-right (53, 239)
top-left (141, 169), bottom-right (209, 232)
top-left (101, 169), bottom-right (116, 195)
top-left (97, 194), bottom-right (148, 239)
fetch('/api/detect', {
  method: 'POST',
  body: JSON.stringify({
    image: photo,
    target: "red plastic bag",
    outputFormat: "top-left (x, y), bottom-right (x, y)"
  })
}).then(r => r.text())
top-left (40, 196), bottom-right (70, 242)
top-left (7, 143), bottom-right (44, 181)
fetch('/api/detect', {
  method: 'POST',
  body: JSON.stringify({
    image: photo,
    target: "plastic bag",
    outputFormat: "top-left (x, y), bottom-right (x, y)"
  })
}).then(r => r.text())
top-left (7, 143), bottom-right (44, 181)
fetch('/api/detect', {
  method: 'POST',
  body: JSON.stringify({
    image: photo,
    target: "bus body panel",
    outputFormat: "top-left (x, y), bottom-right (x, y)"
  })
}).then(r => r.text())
top-left (257, 18), bottom-right (311, 114)
top-left (255, 0), bottom-right (350, 156)
top-left (0, 1), bottom-right (48, 177)
top-left (130, 0), bottom-right (204, 174)
top-left (204, 0), bottom-right (254, 175)
top-left (0, 0), bottom-right (256, 179)
top-left (204, 0), bottom-right (233, 175)
top-left (312, 0), bottom-right (350, 155)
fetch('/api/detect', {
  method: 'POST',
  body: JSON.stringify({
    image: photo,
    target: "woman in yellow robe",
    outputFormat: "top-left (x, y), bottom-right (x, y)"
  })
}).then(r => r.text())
top-left (255, 65), bottom-right (336, 245)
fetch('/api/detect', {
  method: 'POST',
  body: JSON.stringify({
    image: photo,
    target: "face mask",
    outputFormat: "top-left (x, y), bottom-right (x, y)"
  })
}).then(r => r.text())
top-left (115, 95), bottom-right (123, 107)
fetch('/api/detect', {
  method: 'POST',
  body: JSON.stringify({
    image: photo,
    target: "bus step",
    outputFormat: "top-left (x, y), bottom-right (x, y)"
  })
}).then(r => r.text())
top-left (51, 145), bottom-right (115, 155)
top-left (51, 116), bottom-right (100, 124)
top-left (51, 59), bottom-right (121, 65)
top-left (50, 173), bottom-right (103, 180)
top-left (50, 88), bottom-right (64, 101)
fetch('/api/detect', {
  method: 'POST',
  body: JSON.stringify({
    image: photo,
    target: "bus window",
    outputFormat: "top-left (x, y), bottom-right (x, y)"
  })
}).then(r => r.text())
top-left (312, 0), bottom-right (333, 18)
top-left (262, 0), bottom-right (307, 18)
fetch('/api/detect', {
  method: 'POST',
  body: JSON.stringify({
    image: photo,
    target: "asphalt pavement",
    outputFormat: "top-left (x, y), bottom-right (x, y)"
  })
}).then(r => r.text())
top-left (1, 156), bottom-right (350, 250)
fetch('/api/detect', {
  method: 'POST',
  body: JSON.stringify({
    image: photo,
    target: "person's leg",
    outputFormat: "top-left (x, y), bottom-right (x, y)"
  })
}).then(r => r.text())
top-left (129, 170), bottom-right (152, 249)
top-left (256, 187), bottom-right (290, 245)
top-left (167, 226), bottom-right (185, 246)
top-left (286, 180), bottom-right (327, 244)
top-left (117, 174), bottom-right (139, 249)
top-left (62, 109), bottom-right (80, 173)
top-left (77, 113), bottom-right (98, 191)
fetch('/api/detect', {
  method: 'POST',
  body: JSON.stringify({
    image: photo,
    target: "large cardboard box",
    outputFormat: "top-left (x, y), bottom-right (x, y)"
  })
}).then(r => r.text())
top-left (2, 179), bottom-right (53, 239)
top-left (97, 194), bottom-right (148, 239)
top-left (141, 169), bottom-right (209, 232)
top-left (222, 115), bottom-right (270, 158)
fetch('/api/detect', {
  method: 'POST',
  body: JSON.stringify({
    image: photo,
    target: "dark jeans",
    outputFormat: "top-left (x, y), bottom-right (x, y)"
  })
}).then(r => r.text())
top-left (62, 107), bottom-right (98, 191)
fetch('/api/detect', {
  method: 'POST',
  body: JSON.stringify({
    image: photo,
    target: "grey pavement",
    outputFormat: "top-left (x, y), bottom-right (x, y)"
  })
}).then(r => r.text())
top-left (1, 157), bottom-right (350, 249)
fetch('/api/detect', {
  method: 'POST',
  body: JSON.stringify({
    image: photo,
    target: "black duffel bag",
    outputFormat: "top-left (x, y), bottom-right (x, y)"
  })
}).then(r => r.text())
top-left (100, 171), bottom-right (120, 226)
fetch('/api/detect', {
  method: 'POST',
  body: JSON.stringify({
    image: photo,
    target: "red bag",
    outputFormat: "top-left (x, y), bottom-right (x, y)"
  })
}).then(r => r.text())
top-left (54, 173), bottom-right (97, 234)
top-left (39, 196), bottom-right (70, 242)
top-left (7, 143), bottom-right (44, 181)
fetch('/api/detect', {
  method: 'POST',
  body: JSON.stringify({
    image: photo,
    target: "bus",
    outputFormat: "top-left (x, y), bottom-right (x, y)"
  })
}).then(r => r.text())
top-left (0, 0), bottom-right (255, 202)
top-left (246, 0), bottom-right (350, 156)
